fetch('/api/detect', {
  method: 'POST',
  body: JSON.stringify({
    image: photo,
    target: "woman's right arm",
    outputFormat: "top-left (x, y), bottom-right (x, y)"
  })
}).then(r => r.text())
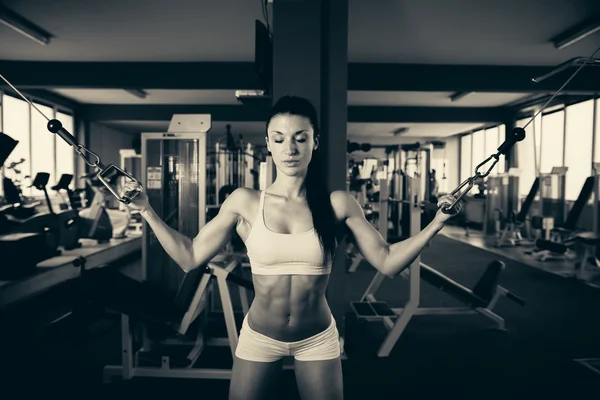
top-left (140, 188), bottom-right (247, 272)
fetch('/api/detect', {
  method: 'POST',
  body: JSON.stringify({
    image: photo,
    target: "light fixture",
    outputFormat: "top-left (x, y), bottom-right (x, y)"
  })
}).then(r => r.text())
top-left (449, 91), bottom-right (473, 102)
top-left (0, 4), bottom-right (52, 45)
top-left (392, 127), bottom-right (409, 136)
top-left (552, 17), bottom-right (600, 50)
top-left (235, 89), bottom-right (271, 106)
top-left (124, 89), bottom-right (148, 99)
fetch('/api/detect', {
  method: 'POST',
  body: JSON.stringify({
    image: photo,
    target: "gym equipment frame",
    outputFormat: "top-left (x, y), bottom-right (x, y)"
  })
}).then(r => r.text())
top-left (351, 175), bottom-right (525, 357)
top-left (140, 115), bottom-right (209, 287)
top-left (103, 254), bottom-right (252, 381)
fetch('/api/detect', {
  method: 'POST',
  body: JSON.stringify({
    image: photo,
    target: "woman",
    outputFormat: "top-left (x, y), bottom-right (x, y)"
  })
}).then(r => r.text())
top-left (125, 96), bottom-right (462, 400)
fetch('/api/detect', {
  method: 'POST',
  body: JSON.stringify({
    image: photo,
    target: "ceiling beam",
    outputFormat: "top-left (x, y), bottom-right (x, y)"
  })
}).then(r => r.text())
top-left (18, 89), bottom-right (82, 111)
top-left (81, 104), bottom-right (509, 123)
top-left (82, 105), bottom-right (269, 122)
top-left (0, 61), bottom-right (599, 92)
top-left (349, 63), bottom-right (600, 93)
top-left (0, 61), bottom-right (260, 90)
top-left (349, 106), bottom-right (511, 123)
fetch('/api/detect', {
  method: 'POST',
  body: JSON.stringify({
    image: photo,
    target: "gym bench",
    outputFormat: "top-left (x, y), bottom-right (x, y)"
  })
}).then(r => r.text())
top-left (532, 232), bottom-right (600, 280)
top-left (530, 176), bottom-right (594, 262)
top-left (350, 260), bottom-right (525, 357)
top-left (95, 253), bottom-right (253, 382)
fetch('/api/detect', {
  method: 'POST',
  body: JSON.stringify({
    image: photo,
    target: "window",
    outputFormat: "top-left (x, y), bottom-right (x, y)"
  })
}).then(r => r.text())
top-left (563, 100), bottom-right (594, 201)
top-left (471, 130), bottom-right (485, 175)
top-left (30, 102), bottom-right (56, 187)
top-left (0, 94), bottom-right (76, 198)
top-left (484, 127), bottom-right (499, 174)
top-left (516, 117), bottom-right (538, 197)
top-left (2, 95), bottom-right (31, 196)
top-left (55, 111), bottom-right (76, 185)
top-left (540, 110), bottom-right (565, 173)
top-left (460, 134), bottom-right (472, 184)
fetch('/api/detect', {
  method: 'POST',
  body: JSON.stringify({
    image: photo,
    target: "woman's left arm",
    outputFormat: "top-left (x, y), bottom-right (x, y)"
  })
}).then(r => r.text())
top-left (332, 191), bottom-right (460, 278)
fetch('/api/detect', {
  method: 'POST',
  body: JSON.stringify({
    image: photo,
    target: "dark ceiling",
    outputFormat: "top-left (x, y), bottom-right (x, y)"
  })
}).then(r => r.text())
top-left (0, 0), bottom-right (599, 145)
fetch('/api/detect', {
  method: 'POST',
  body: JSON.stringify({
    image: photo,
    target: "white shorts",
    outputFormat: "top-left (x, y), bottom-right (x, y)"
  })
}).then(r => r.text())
top-left (234, 314), bottom-right (341, 362)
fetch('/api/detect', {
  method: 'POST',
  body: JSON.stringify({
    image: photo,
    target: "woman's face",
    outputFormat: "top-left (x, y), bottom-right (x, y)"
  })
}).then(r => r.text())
top-left (266, 113), bottom-right (318, 176)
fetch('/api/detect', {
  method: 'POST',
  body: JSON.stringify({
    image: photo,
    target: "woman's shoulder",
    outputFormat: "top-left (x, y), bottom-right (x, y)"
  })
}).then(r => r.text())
top-left (222, 187), bottom-right (261, 218)
top-left (330, 189), bottom-right (355, 204)
top-left (329, 190), bottom-right (359, 220)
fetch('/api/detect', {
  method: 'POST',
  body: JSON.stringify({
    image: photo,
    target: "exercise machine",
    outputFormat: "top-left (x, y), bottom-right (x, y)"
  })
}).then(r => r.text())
top-left (1, 172), bottom-right (76, 251)
top-left (0, 135), bottom-right (40, 219)
top-left (399, 142), bottom-right (433, 202)
top-left (395, 142), bottom-right (446, 238)
top-left (346, 158), bottom-right (398, 272)
top-left (0, 136), bottom-right (61, 278)
top-left (29, 172), bottom-right (81, 250)
top-left (102, 253), bottom-right (253, 381)
top-left (347, 159), bottom-right (370, 207)
top-left (494, 177), bottom-right (541, 247)
top-left (54, 171), bottom-right (133, 242)
top-left (530, 51), bottom-right (600, 376)
top-left (528, 175), bottom-right (595, 263)
top-left (0, 73), bottom-right (143, 278)
top-left (350, 175), bottom-right (525, 357)
top-left (102, 114), bottom-right (288, 381)
top-left (349, 128), bottom-right (527, 357)
top-left (483, 167), bottom-right (521, 236)
top-left (51, 173), bottom-right (81, 210)
top-left (52, 171), bottom-right (132, 244)
top-left (347, 162), bottom-right (390, 273)
top-left (210, 124), bottom-right (257, 207)
top-left (529, 166), bottom-right (600, 280)
top-left (539, 166), bottom-right (569, 226)
top-left (141, 115), bottom-right (209, 294)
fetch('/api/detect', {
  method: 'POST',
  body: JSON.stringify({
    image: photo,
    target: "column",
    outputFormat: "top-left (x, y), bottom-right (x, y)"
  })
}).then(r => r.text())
top-left (271, 0), bottom-right (349, 335)
top-left (504, 118), bottom-right (519, 215)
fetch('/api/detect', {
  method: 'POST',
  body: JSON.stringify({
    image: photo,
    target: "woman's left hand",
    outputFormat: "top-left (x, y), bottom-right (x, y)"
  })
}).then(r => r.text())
top-left (433, 194), bottom-right (464, 225)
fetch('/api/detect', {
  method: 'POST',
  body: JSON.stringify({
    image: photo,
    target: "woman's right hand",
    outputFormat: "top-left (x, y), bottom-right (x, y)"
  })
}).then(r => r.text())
top-left (122, 181), bottom-right (150, 213)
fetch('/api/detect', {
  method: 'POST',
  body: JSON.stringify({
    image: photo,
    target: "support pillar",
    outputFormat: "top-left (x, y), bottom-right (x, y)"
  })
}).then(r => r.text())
top-left (272, 0), bottom-right (349, 335)
top-left (504, 118), bottom-right (519, 213)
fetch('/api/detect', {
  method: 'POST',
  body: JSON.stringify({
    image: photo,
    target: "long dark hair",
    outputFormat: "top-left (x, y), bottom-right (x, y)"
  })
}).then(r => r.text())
top-left (266, 96), bottom-right (337, 264)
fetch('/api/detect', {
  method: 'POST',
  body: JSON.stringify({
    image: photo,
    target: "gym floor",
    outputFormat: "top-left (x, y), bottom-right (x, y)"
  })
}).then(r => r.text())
top-left (2, 233), bottom-right (600, 399)
top-left (441, 225), bottom-right (600, 290)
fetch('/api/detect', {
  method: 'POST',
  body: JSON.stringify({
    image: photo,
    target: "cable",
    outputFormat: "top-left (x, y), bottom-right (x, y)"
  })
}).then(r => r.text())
top-left (443, 46), bottom-right (600, 213)
top-left (0, 73), bottom-right (53, 120)
top-left (522, 45), bottom-right (600, 130)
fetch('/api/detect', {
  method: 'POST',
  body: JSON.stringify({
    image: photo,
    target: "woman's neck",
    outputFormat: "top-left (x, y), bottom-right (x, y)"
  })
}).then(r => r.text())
top-left (269, 174), bottom-right (307, 199)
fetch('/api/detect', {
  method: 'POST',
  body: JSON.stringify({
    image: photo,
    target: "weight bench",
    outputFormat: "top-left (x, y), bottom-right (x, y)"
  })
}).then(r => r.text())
top-left (572, 232), bottom-right (600, 281)
top-left (100, 253), bottom-right (254, 381)
top-left (537, 232), bottom-right (600, 280)
top-left (530, 176), bottom-right (594, 262)
top-left (418, 261), bottom-right (525, 310)
top-left (350, 260), bottom-right (525, 357)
